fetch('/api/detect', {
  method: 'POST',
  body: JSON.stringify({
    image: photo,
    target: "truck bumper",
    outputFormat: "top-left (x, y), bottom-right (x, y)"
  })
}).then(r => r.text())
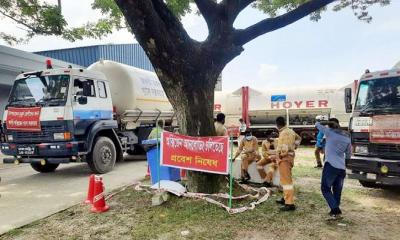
top-left (1, 141), bottom-right (79, 164)
top-left (3, 157), bottom-right (71, 164)
top-left (347, 155), bottom-right (400, 185)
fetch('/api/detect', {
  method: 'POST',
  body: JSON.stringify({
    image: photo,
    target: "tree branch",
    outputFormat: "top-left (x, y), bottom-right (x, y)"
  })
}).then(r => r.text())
top-left (221, 0), bottom-right (255, 22)
top-left (115, 0), bottom-right (199, 85)
top-left (115, 0), bottom-right (192, 51)
top-left (228, 0), bottom-right (255, 13)
top-left (0, 9), bottom-right (53, 35)
top-left (234, 0), bottom-right (335, 45)
top-left (193, 0), bottom-right (219, 29)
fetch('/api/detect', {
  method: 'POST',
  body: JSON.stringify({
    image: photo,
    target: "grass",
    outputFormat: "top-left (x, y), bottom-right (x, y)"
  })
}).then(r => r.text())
top-left (4, 186), bottom-right (332, 240)
top-left (3, 147), bottom-right (400, 240)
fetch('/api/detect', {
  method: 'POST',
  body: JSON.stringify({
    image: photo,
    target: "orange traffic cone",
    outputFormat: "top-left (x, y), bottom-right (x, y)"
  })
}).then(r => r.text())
top-left (90, 175), bottom-right (109, 213)
top-left (181, 169), bottom-right (187, 180)
top-left (84, 174), bottom-right (95, 204)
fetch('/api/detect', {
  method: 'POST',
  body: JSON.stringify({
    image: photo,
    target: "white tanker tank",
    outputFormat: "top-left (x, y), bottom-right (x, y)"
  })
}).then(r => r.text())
top-left (215, 85), bottom-right (353, 141)
top-left (88, 60), bottom-right (175, 127)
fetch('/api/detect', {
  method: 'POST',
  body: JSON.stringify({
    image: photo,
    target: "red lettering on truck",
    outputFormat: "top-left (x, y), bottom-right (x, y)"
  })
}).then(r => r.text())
top-left (270, 100), bottom-right (328, 109)
top-left (306, 101), bottom-right (314, 108)
top-left (294, 101), bottom-right (303, 108)
top-left (271, 102), bottom-right (280, 109)
top-left (214, 104), bottom-right (222, 111)
top-left (318, 100), bottom-right (328, 108)
top-left (283, 101), bottom-right (292, 108)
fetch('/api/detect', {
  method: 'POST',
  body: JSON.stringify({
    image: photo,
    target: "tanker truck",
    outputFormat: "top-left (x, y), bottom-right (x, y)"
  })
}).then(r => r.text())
top-left (215, 85), bottom-right (353, 142)
top-left (1, 60), bottom-right (175, 173)
top-left (345, 67), bottom-right (400, 187)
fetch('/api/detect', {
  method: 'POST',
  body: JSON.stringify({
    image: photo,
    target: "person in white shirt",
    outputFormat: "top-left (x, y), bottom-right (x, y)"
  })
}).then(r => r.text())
top-left (238, 118), bottom-right (247, 143)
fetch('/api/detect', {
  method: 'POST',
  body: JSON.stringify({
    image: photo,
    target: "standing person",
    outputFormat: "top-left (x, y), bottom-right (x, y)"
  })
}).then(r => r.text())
top-left (148, 120), bottom-right (164, 139)
top-left (214, 113), bottom-right (227, 136)
top-left (233, 129), bottom-right (260, 183)
top-left (275, 117), bottom-right (301, 211)
top-left (238, 118), bottom-right (247, 143)
top-left (0, 120), bottom-right (3, 143)
top-left (314, 128), bottom-right (325, 168)
top-left (316, 118), bottom-right (351, 220)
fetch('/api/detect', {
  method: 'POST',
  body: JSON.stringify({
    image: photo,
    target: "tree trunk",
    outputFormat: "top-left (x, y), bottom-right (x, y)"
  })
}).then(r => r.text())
top-left (159, 69), bottom-right (227, 193)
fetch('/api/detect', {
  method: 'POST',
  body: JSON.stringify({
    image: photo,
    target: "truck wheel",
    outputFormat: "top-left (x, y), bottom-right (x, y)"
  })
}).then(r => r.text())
top-left (359, 180), bottom-right (380, 188)
top-left (87, 136), bottom-right (116, 174)
top-left (30, 162), bottom-right (60, 173)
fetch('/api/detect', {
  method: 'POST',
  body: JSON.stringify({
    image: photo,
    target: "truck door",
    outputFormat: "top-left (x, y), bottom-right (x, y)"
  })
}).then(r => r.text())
top-left (95, 80), bottom-right (113, 119)
top-left (72, 78), bottom-right (101, 135)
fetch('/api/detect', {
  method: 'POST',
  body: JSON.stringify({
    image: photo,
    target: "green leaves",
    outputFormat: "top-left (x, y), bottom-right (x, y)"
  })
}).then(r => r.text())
top-left (256, 0), bottom-right (311, 17)
top-left (166, 0), bottom-right (192, 18)
top-left (0, 0), bottom-right (392, 45)
top-left (332, 0), bottom-right (391, 23)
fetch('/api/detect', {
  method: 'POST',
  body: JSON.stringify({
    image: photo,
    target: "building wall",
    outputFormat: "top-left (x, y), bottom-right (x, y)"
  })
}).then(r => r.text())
top-left (0, 85), bottom-right (11, 119)
top-left (35, 44), bottom-right (154, 71)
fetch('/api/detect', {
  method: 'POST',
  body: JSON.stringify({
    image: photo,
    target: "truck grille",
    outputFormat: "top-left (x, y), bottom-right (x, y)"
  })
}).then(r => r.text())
top-left (370, 144), bottom-right (400, 159)
top-left (11, 125), bottom-right (66, 143)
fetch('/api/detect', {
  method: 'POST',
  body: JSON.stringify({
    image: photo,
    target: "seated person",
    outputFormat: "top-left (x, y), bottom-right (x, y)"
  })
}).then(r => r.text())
top-left (257, 134), bottom-right (278, 187)
top-left (233, 129), bottom-right (261, 183)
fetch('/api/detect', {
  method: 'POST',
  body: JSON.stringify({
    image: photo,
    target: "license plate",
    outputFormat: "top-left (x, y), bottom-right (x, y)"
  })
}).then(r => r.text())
top-left (366, 173), bottom-right (377, 180)
top-left (18, 146), bottom-right (36, 155)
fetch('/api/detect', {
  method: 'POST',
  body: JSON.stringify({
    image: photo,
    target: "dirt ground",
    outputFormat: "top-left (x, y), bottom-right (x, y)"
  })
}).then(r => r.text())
top-left (2, 147), bottom-right (400, 240)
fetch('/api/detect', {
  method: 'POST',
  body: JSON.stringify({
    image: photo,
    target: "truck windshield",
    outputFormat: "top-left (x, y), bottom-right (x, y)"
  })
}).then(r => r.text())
top-left (355, 76), bottom-right (400, 114)
top-left (8, 75), bottom-right (70, 107)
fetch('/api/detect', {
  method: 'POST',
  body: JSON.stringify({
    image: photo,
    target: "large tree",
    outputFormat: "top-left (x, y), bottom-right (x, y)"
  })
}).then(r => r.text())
top-left (0, 0), bottom-right (390, 193)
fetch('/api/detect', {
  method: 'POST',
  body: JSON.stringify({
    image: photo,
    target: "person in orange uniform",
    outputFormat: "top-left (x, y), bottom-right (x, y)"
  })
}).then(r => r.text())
top-left (275, 117), bottom-right (301, 211)
top-left (233, 129), bottom-right (260, 183)
top-left (256, 134), bottom-right (278, 187)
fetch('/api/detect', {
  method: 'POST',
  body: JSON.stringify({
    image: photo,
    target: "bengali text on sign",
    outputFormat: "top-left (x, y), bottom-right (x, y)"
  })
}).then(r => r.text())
top-left (160, 131), bottom-right (229, 174)
top-left (6, 107), bottom-right (42, 132)
top-left (370, 115), bottom-right (400, 144)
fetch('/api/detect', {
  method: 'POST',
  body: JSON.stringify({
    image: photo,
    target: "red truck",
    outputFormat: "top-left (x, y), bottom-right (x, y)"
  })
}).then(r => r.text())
top-left (345, 68), bottom-right (400, 187)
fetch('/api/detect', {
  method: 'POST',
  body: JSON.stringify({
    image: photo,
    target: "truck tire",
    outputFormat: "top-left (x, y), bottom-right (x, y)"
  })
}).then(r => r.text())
top-left (30, 162), bottom-right (59, 173)
top-left (359, 180), bottom-right (380, 188)
top-left (87, 136), bottom-right (116, 174)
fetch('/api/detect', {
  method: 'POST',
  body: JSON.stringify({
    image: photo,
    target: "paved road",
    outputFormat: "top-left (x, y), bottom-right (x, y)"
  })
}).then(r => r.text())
top-left (0, 155), bottom-right (147, 235)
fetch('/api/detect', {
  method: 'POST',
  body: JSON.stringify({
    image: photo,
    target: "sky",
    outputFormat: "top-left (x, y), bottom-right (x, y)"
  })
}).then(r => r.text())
top-left (1, 1), bottom-right (399, 91)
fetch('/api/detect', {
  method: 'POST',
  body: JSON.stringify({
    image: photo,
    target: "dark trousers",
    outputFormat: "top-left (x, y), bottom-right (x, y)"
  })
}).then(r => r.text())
top-left (321, 162), bottom-right (346, 211)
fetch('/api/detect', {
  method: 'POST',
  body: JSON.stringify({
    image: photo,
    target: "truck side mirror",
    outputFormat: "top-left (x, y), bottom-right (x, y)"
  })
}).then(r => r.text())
top-left (345, 88), bottom-right (352, 113)
top-left (78, 96), bottom-right (88, 105)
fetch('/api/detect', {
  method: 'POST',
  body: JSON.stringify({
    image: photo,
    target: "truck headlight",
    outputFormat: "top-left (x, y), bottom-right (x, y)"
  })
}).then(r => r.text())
top-left (354, 145), bottom-right (368, 154)
top-left (53, 132), bottom-right (72, 140)
top-left (53, 133), bottom-right (65, 140)
top-left (7, 135), bottom-right (13, 141)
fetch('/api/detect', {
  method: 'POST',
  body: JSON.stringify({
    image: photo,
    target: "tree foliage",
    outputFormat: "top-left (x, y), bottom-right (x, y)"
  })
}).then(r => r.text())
top-left (0, 0), bottom-right (391, 45)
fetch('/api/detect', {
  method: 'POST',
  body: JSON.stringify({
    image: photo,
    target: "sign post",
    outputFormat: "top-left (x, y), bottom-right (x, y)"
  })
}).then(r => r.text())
top-left (156, 122), bottom-right (160, 190)
top-left (228, 136), bottom-right (234, 208)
